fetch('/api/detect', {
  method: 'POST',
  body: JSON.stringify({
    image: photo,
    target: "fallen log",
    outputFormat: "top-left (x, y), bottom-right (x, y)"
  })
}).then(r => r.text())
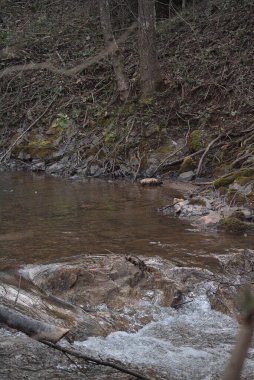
top-left (0, 305), bottom-right (69, 343)
top-left (0, 304), bottom-right (153, 379)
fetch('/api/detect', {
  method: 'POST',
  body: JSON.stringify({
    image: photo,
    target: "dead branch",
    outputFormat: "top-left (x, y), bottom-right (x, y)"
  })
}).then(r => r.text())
top-left (194, 181), bottom-right (213, 186)
top-left (133, 150), bottom-right (143, 182)
top-left (156, 127), bottom-right (254, 175)
top-left (40, 340), bottom-right (153, 380)
top-left (152, 122), bottom-right (191, 176)
top-left (158, 147), bottom-right (206, 172)
top-left (196, 134), bottom-right (222, 176)
top-left (0, 97), bottom-right (56, 163)
top-left (0, 23), bottom-right (137, 79)
top-left (213, 166), bottom-right (254, 183)
top-left (0, 305), bottom-right (69, 343)
top-left (231, 152), bottom-right (252, 168)
top-left (158, 200), bottom-right (181, 211)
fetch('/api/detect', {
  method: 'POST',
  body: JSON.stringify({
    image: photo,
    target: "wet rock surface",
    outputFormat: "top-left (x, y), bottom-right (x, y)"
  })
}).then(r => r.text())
top-left (160, 179), bottom-right (254, 233)
top-left (1, 251), bottom-right (254, 379)
top-left (19, 254), bottom-right (184, 335)
top-left (0, 333), bottom-right (130, 380)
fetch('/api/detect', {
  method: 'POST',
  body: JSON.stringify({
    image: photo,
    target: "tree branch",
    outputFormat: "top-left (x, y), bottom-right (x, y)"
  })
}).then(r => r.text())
top-left (40, 340), bottom-right (153, 380)
top-left (0, 97), bottom-right (56, 163)
top-left (0, 23), bottom-right (137, 79)
top-left (0, 305), bottom-right (69, 343)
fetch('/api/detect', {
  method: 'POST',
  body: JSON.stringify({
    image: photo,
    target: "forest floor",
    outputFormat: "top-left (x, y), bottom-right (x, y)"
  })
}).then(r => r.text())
top-left (0, 0), bottom-right (254, 223)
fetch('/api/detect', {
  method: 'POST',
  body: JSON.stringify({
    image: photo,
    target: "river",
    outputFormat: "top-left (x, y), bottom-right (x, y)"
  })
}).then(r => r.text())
top-left (0, 172), bottom-right (252, 268)
top-left (0, 172), bottom-right (254, 379)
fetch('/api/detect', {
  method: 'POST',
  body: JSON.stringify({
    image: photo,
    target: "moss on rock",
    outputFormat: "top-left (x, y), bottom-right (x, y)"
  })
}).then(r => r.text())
top-left (179, 156), bottom-right (194, 173)
top-left (214, 176), bottom-right (235, 189)
top-left (231, 211), bottom-right (246, 221)
top-left (226, 189), bottom-right (246, 206)
top-left (214, 169), bottom-right (254, 189)
top-left (236, 175), bottom-right (254, 186)
top-left (188, 198), bottom-right (206, 207)
top-left (188, 130), bottom-right (202, 152)
top-left (218, 217), bottom-right (248, 233)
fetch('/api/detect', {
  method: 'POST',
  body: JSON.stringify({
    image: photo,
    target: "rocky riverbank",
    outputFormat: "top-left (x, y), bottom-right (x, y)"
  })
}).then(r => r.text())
top-left (160, 175), bottom-right (254, 233)
top-left (1, 251), bottom-right (254, 379)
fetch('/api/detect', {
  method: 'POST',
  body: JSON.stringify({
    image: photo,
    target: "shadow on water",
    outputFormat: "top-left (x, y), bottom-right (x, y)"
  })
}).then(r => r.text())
top-left (0, 172), bottom-right (252, 270)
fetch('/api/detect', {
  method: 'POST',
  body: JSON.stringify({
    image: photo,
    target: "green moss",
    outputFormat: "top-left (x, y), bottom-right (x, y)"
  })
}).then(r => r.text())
top-left (188, 130), bottom-right (202, 152)
top-left (218, 217), bottom-right (248, 233)
top-left (155, 142), bottom-right (173, 156)
top-left (214, 176), bottom-right (235, 189)
top-left (139, 97), bottom-right (154, 105)
top-left (104, 130), bottom-right (117, 145)
top-left (214, 169), bottom-right (254, 189)
top-left (235, 168), bottom-right (254, 178)
top-left (189, 198), bottom-right (206, 207)
top-left (231, 211), bottom-right (246, 221)
top-left (24, 138), bottom-right (55, 158)
top-left (179, 156), bottom-right (194, 173)
top-left (226, 189), bottom-right (245, 206)
top-left (235, 176), bottom-right (254, 186)
top-left (102, 116), bottom-right (118, 146)
top-left (46, 117), bottom-right (68, 138)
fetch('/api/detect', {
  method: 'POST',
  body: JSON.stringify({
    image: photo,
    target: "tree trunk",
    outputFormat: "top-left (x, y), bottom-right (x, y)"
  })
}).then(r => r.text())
top-left (99, 0), bottom-right (129, 101)
top-left (0, 305), bottom-right (69, 343)
top-left (138, 0), bottom-right (162, 98)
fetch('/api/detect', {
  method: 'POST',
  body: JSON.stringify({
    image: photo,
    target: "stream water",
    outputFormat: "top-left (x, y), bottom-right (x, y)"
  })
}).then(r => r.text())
top-left (1, 172), bottom-right (254, 379)
top-left (0, 172), bottom-right (253, 269)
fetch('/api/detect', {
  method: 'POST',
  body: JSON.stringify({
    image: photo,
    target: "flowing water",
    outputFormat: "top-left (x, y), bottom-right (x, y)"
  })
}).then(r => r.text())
top-left (1, 172), bottom-right (254, 379)
top-left (0, 172), bottom-right (252, 269)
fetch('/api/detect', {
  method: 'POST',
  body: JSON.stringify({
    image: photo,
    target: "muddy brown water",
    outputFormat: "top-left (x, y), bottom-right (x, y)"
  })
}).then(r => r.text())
top-left (0, 172), bottom-right (252, 270)
top-left (1, 172), bottom-right (254, 380)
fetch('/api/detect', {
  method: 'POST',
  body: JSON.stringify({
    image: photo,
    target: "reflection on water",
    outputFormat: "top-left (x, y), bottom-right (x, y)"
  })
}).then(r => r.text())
top-left (0, 172), bottom-right (252, 269)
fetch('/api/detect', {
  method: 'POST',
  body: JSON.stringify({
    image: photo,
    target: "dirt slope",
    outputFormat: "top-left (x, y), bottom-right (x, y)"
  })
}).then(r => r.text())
top-left (0, 0), bottom-right (253, 178)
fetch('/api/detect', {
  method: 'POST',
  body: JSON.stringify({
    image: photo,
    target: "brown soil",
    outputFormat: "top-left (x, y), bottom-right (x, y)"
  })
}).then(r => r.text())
top-left (0, 0), bottom-right (253, 178)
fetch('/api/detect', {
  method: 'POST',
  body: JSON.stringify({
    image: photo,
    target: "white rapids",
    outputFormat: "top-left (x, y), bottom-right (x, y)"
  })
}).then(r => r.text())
top-left (75, 294), bottom-right (254, 380)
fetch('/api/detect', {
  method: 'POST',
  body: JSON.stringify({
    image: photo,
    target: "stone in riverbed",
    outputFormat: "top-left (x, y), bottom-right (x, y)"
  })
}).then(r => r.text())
top-left (140, 178), bottom-right (163, 186)
top-left (177, 170), bottom-right (195, 181)
top-left (218, 216), bottom-right (249, 233)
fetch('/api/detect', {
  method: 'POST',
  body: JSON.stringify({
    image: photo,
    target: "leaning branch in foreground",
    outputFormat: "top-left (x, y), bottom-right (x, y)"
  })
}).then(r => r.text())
top-left (41, 340), bottom-right (153, 380)
top-left (0, 304), bottom-right (153, 380)
top-left (222, 288), bottom-right (254, 380)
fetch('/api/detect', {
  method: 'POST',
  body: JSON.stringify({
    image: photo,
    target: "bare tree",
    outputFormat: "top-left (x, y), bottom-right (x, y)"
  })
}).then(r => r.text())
top-left (138, 0), bottom-right (162, 98)
top-left (98, 0), bottom-right (129, 101)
